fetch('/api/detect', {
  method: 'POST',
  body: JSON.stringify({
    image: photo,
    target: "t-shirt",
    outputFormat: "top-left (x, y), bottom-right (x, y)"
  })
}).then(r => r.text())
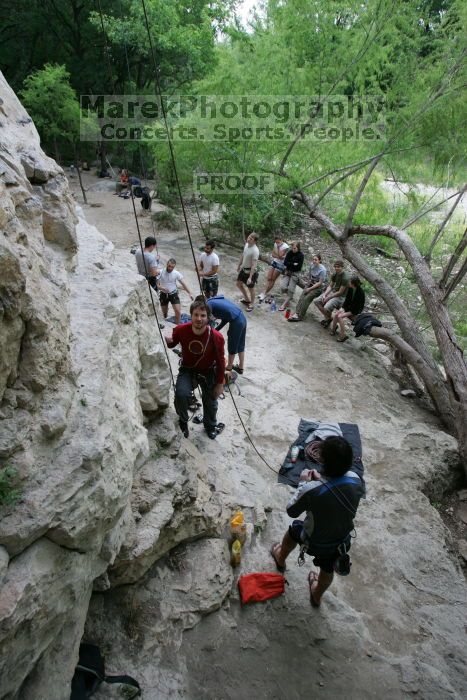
top-left (286, 470), bottom-right (364, 546)
top-left (158, 268), bottom-right (183, 293)
top-left (207, 295), bottom-right (245, 331)
top-left (241, 243), bottom-right (260, 269)
top-left (166, 323), bottom-right (225, 383)
top-left (308, 263), bottom-right (327, 286)
top-left (135, 249), bottom-right (159, 278)
top-left (330, 270), bottom-right (350, 295)
top-left (272, 241), bottom-right (289, 262)
top-left (200, 251), bottom-right (220, 277)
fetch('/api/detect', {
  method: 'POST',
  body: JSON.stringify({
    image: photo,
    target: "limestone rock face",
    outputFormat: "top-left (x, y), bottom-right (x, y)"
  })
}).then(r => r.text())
top-left (0, 73), bottom-right (202, 699)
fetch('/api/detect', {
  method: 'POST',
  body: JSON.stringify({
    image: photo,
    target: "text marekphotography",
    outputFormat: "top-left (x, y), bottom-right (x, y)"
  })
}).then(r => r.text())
top-left (80, 94), bottom-right (386, 142)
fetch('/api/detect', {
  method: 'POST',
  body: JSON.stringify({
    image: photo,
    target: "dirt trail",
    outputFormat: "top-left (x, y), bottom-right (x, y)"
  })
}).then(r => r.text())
top-left (71, 174), bottom-right (467, 699)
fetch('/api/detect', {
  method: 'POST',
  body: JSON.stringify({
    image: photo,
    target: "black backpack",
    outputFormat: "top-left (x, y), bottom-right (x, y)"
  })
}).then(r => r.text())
top-left (70, 643), bottom-right (141, 699)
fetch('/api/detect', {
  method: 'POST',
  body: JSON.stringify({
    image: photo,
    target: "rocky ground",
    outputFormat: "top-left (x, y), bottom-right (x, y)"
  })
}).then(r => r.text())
top-left (69, 173), bottom-right (467, 700)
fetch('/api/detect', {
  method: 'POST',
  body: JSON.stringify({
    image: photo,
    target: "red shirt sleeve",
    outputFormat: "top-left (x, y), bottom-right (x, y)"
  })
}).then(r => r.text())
top-left (166, 325), bottom-right (181, 349)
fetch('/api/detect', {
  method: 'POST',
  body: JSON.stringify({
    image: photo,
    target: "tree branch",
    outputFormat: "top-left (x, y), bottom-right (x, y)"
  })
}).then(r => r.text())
top-left (440, 228), bottom-right (467, 288)
top-left (443, 256), bottom-right (467, 302)
top-left (426, 186), bottom-right (466, 262)
top-left (343, 155), bottom-right (382, 238)
top-left (402, 189), bottom-right (464, 230)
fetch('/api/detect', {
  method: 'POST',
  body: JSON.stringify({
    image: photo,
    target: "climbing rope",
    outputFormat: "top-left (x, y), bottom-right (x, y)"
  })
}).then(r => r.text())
top-left (96, 1), bottom-right (304, 486)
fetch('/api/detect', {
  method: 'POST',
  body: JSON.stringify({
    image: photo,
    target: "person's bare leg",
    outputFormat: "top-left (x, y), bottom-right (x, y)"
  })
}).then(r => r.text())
top-left (227, 353), bottom-right (235, 370)
top-left (161, 304), bottom-right (169, 319)
top-left (337, 315), bottom-right (347, 338)
top-left (314, 300), bottom-right (326, 318)
top-left (236, 279), bottom-right (250, 302)
top-left (237, 351), bottom-right (245, 370)
top-left (330, 311), bottom-right (340, 333)
top-left (248, 285), bottom-right (255, 305)
top-left (309, 569), bottom-right (334, 605)
top-left (173, 303), bottom-right (181, 324)
top-left (272, 531), bottom-right (297, 568)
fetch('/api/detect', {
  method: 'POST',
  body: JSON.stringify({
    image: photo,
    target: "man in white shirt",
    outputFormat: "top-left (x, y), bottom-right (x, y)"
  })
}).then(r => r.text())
top-left (258, 235), bottom-right (289, 302)
top-left (134, 236), bottom-right (160, 289)
top-left (157, 258), bottom-right (194, 324)
top-left (235, 233), bottom-right (260, 312)
top-left (198, 239), bottom-right (220, 298)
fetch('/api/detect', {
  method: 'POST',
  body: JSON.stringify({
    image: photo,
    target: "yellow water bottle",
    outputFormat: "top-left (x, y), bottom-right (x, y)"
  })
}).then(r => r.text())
top-left (230, 539), bottom-right (242, 567)
top-left (230, 510), bottom-right (247, 544)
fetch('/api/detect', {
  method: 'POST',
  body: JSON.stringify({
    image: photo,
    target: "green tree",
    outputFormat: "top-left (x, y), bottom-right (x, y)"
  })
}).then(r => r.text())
top-left (20, 64), bottom-right (81, 162)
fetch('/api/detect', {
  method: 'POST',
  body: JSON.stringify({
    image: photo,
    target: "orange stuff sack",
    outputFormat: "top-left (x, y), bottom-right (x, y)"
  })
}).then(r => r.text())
top-left (238, 573), bottom-right (286, 604)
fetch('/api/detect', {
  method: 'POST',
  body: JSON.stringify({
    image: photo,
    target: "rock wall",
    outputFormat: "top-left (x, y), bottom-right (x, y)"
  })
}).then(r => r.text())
top-left (0, 73), bottom-right (225, 699)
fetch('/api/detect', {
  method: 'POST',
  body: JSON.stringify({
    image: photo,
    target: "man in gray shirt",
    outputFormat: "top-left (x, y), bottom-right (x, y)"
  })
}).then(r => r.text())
top-left (135, 236), bottom-right (160, 289)
top-left (236, 233), bottom-right (260, 312)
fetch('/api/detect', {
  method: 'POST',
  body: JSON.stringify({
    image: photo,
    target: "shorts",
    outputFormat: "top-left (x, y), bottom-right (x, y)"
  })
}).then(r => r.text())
top-left (227, 318), bottom-right (247, 355)
top-left (159, 290), bottom-right (180, 306)
top-left (314, 294), bottom-right (345, 313)
top-left (237, 268), bottom-right (259, 288)
top-left (202, 276), bottom-right (219, 296)
top-left (271, 259), bottom-right (286, 273)
top-left (280, 272), bottom-right (300, 296)
top-left (288, 520), bottom-right (350, 574)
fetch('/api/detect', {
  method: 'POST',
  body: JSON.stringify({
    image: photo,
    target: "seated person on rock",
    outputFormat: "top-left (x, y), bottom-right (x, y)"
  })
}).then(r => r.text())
top-left (270, 436), bottom-right (364, 607)
top-left (115, 168), bottom-right (129, 194)
top-left (165, 298), bottom-right (226, 440)
top-left (258, 235), bottom-right (289, 302)
top-left (330, 275), bottom-right (365, 342)
top-left (134, 236), bottom-right (160, 290)
top-left (287, 253), bottom-right (327, 321)
top-left (278, 241), bottom-right (304, 311)
top-left (314, 259), bottom-right (350, 328)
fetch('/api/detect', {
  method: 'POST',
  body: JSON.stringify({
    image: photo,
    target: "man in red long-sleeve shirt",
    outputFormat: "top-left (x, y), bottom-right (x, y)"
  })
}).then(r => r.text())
top-left (166, 298), bottom-right (226, 439)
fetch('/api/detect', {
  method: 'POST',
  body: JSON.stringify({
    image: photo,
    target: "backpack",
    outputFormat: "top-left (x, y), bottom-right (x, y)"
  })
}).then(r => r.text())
top-left (238, 573), bottom-right (286, 604)
top-left (70, 643), bottom-right (141, 699)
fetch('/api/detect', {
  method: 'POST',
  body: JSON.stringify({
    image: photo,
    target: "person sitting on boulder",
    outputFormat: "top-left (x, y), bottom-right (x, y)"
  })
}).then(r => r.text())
top-left (287, 253), bottom-right (327, 322)
top-left (329, 275), bottom-right (365, 342)
top-left (314, 259), bottom-right (350, 328)
top-left (258, 235), bottom-right (289, 302)
top-left (278, 241), bottom-right (305, 311)
top-left (270, 436), bottom-right (364, 607)
top-left (115, 168), bottom-right (129, 194)
top-left (165, 298), bottom-right (226, 440)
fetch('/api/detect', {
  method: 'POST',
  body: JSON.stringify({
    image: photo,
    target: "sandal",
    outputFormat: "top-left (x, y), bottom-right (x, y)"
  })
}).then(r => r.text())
top-left (240, 298), bottom-right (250, 305)
top-left (246, 305), bottom-right (253, 312)
top-left (308, 571), bottom-right (321, 608)
top-left (337, 335), bottom-right (348, 342)
top-left (320, 319), bottom-right (331, 328)
top-left (287, 315), bottom-right (301, 322)
top-left (232, 365), bottom-right (244, 374)
top-left (270, 543), bottom-right (286, 573)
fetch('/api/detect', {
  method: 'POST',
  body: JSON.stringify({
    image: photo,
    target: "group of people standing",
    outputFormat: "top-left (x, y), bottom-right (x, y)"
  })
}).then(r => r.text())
top-left (133, 231), bottom-right (365, 610)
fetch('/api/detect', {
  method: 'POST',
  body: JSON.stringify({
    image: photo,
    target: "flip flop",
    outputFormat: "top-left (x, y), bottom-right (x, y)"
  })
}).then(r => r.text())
top-left (287, 315), bottom-right (301, 322)
top-left (240, 299), bottom-right (250, 305)
top-left (192, 414), bottom-right (204, 424)
top-left (337, 335), bottom-right (349, 342)
top-left (320, 319), bottom-right (331, 328)
top-left (308, 571), bottom-right (321, 608)
top-left (270, 543), bottom-right (286, 573)
top-left (232, 365), bottom-right (244, 374)
top-left (246, 305), bottom-right (254, 312)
